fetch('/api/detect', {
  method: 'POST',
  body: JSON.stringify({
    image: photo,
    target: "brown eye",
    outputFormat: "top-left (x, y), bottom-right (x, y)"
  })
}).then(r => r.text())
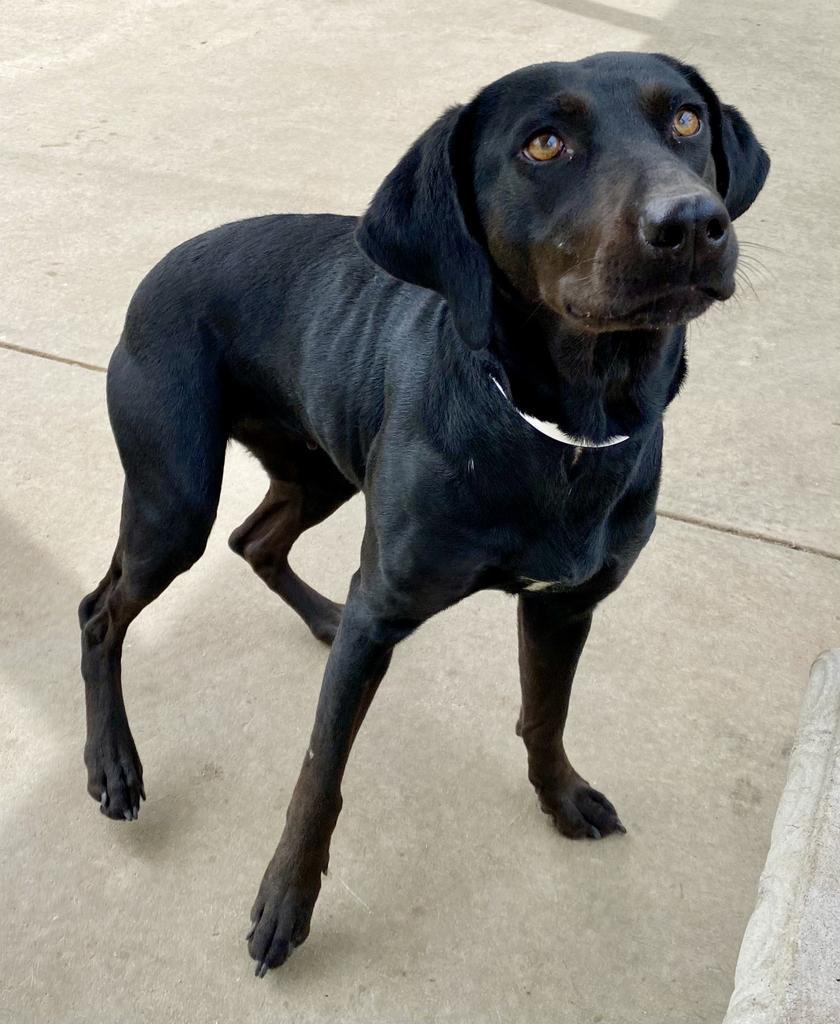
top-left (524, 132), bottom-right (565, 161)
top-left (673, 107), bottom-right (701, 138)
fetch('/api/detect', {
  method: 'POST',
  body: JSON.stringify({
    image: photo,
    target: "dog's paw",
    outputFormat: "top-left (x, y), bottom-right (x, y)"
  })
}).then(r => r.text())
top-left (85, 731), bottom-right (145, 821)
top-left (539, 776), bottom-right (626, 840)
top-left (247, 856), bottom-right (321, 977)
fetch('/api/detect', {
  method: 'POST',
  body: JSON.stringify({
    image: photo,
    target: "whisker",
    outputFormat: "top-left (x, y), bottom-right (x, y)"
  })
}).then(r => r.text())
top-left (568, 255), bottom-right (601, 275)
top-left (737, 255), bottom-right (768, 271)
top-left (738, 239), bottom-right (783, 255)
top-left (570, 271), bottom-right (598, 287)
top-left (737, 250), bottom-right (769, 265)
top-left (736, 258), bottom-right (774, 284)
top-left (734, 267), bottom-right (760, 303)
top-left (522, 296), bottom-right (550, 328)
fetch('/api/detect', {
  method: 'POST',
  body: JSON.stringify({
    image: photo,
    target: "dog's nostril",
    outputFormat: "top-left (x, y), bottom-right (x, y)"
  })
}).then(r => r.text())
top-left (643, 219), bottom-right (686, 249)
top-left (705, 217), bottom-right (726, 242)
top-left (657, 222), bottom-right (685, 249)
top-left (641, 205), bottom-right (688, 250)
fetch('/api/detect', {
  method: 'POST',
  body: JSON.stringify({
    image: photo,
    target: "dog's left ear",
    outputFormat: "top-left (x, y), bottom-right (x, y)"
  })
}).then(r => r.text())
top-left (657, 56), bottom-right (770, 220)
top-left (355, 104), bottom-right (493, 350)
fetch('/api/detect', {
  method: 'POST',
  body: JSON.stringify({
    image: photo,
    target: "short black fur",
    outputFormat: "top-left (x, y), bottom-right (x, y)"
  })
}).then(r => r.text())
top-left (78, 52), bottom-right (768, 975)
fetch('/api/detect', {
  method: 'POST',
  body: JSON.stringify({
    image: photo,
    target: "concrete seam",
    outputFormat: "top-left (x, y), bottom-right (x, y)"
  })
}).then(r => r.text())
top-left (3, 339), bottom-right (838, 563)
top-left (657, 510), bottom-right (840, 563)
top-left (0, 339), bottom-right (106, 374)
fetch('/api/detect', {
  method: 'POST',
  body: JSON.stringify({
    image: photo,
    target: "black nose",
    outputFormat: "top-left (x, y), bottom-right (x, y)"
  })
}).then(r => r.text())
top-left (640, 193), bottom-right (730, 255)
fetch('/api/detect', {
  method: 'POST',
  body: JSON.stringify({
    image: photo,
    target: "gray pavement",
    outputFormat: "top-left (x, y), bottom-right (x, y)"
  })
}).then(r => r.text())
top-left (1, 2), bottom-right (838, 1022)
top-left (724, 650), bottom-right (840, 1024)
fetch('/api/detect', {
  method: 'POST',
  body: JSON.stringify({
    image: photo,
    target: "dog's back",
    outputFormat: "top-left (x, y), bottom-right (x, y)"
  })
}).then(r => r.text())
top-left (114, 211), bottom-right (439, 487)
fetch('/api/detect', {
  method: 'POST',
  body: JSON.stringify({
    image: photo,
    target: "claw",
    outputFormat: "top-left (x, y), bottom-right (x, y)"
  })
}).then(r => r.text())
top-left (246, 924), bottom-right (256, 941)
top-left (100, 791), bottom-right (108, 809)
top-left (616, 821), bottom-right (627, 834)
top-left (255, 960), bottom-right (268, 978)
top-left (587, 825), bottom-right (602, 839)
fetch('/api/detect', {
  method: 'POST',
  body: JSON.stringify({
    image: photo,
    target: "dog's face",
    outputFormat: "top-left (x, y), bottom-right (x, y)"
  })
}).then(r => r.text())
top-left (357, 53), bottom-right (769, 349)
top-left (472, 54), bottom-right (748, 332)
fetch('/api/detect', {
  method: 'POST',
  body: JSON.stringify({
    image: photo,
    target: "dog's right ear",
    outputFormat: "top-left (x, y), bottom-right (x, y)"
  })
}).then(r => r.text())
top-left (355, 105), bottom-right (493, 350)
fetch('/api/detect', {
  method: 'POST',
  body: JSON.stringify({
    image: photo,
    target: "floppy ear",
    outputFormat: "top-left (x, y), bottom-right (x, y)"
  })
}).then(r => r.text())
top-left (656, 56), bottom-right (770, 220)
top-left (355, 104), bottom-right (493, 350)
top-left (715, 102), bottom-right (771, 219)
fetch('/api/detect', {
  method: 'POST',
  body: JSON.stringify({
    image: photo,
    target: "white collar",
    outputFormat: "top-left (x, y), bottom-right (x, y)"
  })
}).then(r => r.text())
top-left (489, 374), bottom-right (629, 449)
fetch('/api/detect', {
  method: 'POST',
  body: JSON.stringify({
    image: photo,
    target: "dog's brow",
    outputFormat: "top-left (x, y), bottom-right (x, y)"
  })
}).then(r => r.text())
top-left (550, 92), bottom-right (591, 119)
top-left (639, 82), bottom-right (678, 115)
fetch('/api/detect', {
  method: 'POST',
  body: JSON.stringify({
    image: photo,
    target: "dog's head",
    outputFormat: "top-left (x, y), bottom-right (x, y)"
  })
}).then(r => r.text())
top-left (355, 53), bottom-right (769, 349)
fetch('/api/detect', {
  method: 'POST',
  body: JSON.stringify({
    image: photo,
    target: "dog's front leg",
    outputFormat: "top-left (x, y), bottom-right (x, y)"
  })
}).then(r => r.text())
top-left (247, 572), bottom-right (406, 975)
top-left (517, 593), bottom-right (626, 840)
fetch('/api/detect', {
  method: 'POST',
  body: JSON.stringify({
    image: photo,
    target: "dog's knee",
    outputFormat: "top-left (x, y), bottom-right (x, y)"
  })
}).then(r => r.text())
top-left (126, 505), bottom-right (216, 598)
top-left (82, 610), bottom-right (110, 649)
top-left (79, 558), bottom-right (123, 628)
top-left (227, 522), bottom-right (252, 559)
top-left (169, 511), bottom-right (215, 574)
top-left (228, 499), bottom-right (296, 566)
top-left (81, 585), bottom-right (136, 651)
top-left (78, 589), bottom-right (103, 630)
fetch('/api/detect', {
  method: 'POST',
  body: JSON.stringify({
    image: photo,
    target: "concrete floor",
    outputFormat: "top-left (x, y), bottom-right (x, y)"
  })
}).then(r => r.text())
top-left (1, 2), bottom-right (838, 1022)
top-left (723, 650), bottom-right (840, 1023)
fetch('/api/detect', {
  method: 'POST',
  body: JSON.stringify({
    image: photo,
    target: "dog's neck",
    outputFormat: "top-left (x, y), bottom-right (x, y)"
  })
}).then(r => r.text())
top-left (488, 291), bottom-right (686, 445)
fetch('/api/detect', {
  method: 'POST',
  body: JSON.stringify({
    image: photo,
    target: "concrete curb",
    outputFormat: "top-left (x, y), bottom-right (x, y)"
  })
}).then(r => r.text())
top-left (723, 649), bottom-right (840, 1024)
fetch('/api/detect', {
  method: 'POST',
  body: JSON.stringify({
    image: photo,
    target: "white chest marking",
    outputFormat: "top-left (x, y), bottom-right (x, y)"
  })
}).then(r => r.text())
top-left (523, 579), bottom-right (557, 592)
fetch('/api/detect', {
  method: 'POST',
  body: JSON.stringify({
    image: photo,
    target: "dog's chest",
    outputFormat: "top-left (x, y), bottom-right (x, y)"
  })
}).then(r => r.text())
top-left (508, 526), bottom-right (613, 593)
top-left (489, 459), bottom-right (654, 595)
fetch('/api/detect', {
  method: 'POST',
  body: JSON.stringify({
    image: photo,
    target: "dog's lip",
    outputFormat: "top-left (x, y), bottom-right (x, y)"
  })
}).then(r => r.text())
top-left (562, 283), bottom-right (727, 331)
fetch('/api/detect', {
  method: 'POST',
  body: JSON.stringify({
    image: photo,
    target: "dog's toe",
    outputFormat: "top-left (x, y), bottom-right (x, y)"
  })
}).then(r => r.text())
top-left (87, 737), bottom-right (145, 822)
top-left (540, 779), bottom-right (626, 840)
top-left (246, 860), bottom-right (319, 976)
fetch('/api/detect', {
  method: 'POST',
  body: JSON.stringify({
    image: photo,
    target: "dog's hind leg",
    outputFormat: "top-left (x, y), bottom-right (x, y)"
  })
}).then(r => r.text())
top-left (79, 341), bottom-right (226, 820)
top-left (229, 461), bottom-right (356, 645)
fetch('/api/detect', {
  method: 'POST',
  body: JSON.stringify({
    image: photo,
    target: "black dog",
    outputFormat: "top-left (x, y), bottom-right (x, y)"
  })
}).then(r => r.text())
top-left (79, 52), bottom-right (768, 975)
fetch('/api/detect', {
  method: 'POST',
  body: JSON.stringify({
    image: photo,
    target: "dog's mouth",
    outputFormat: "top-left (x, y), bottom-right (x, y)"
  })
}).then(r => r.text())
top-left (561, 282), bottom-right (732, 332)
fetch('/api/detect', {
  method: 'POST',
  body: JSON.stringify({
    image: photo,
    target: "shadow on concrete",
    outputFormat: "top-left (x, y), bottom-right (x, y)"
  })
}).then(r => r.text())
top-left (0, 504), bottom-right (201, 853)
top-left (533, 0), bottom-right (660, 34)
